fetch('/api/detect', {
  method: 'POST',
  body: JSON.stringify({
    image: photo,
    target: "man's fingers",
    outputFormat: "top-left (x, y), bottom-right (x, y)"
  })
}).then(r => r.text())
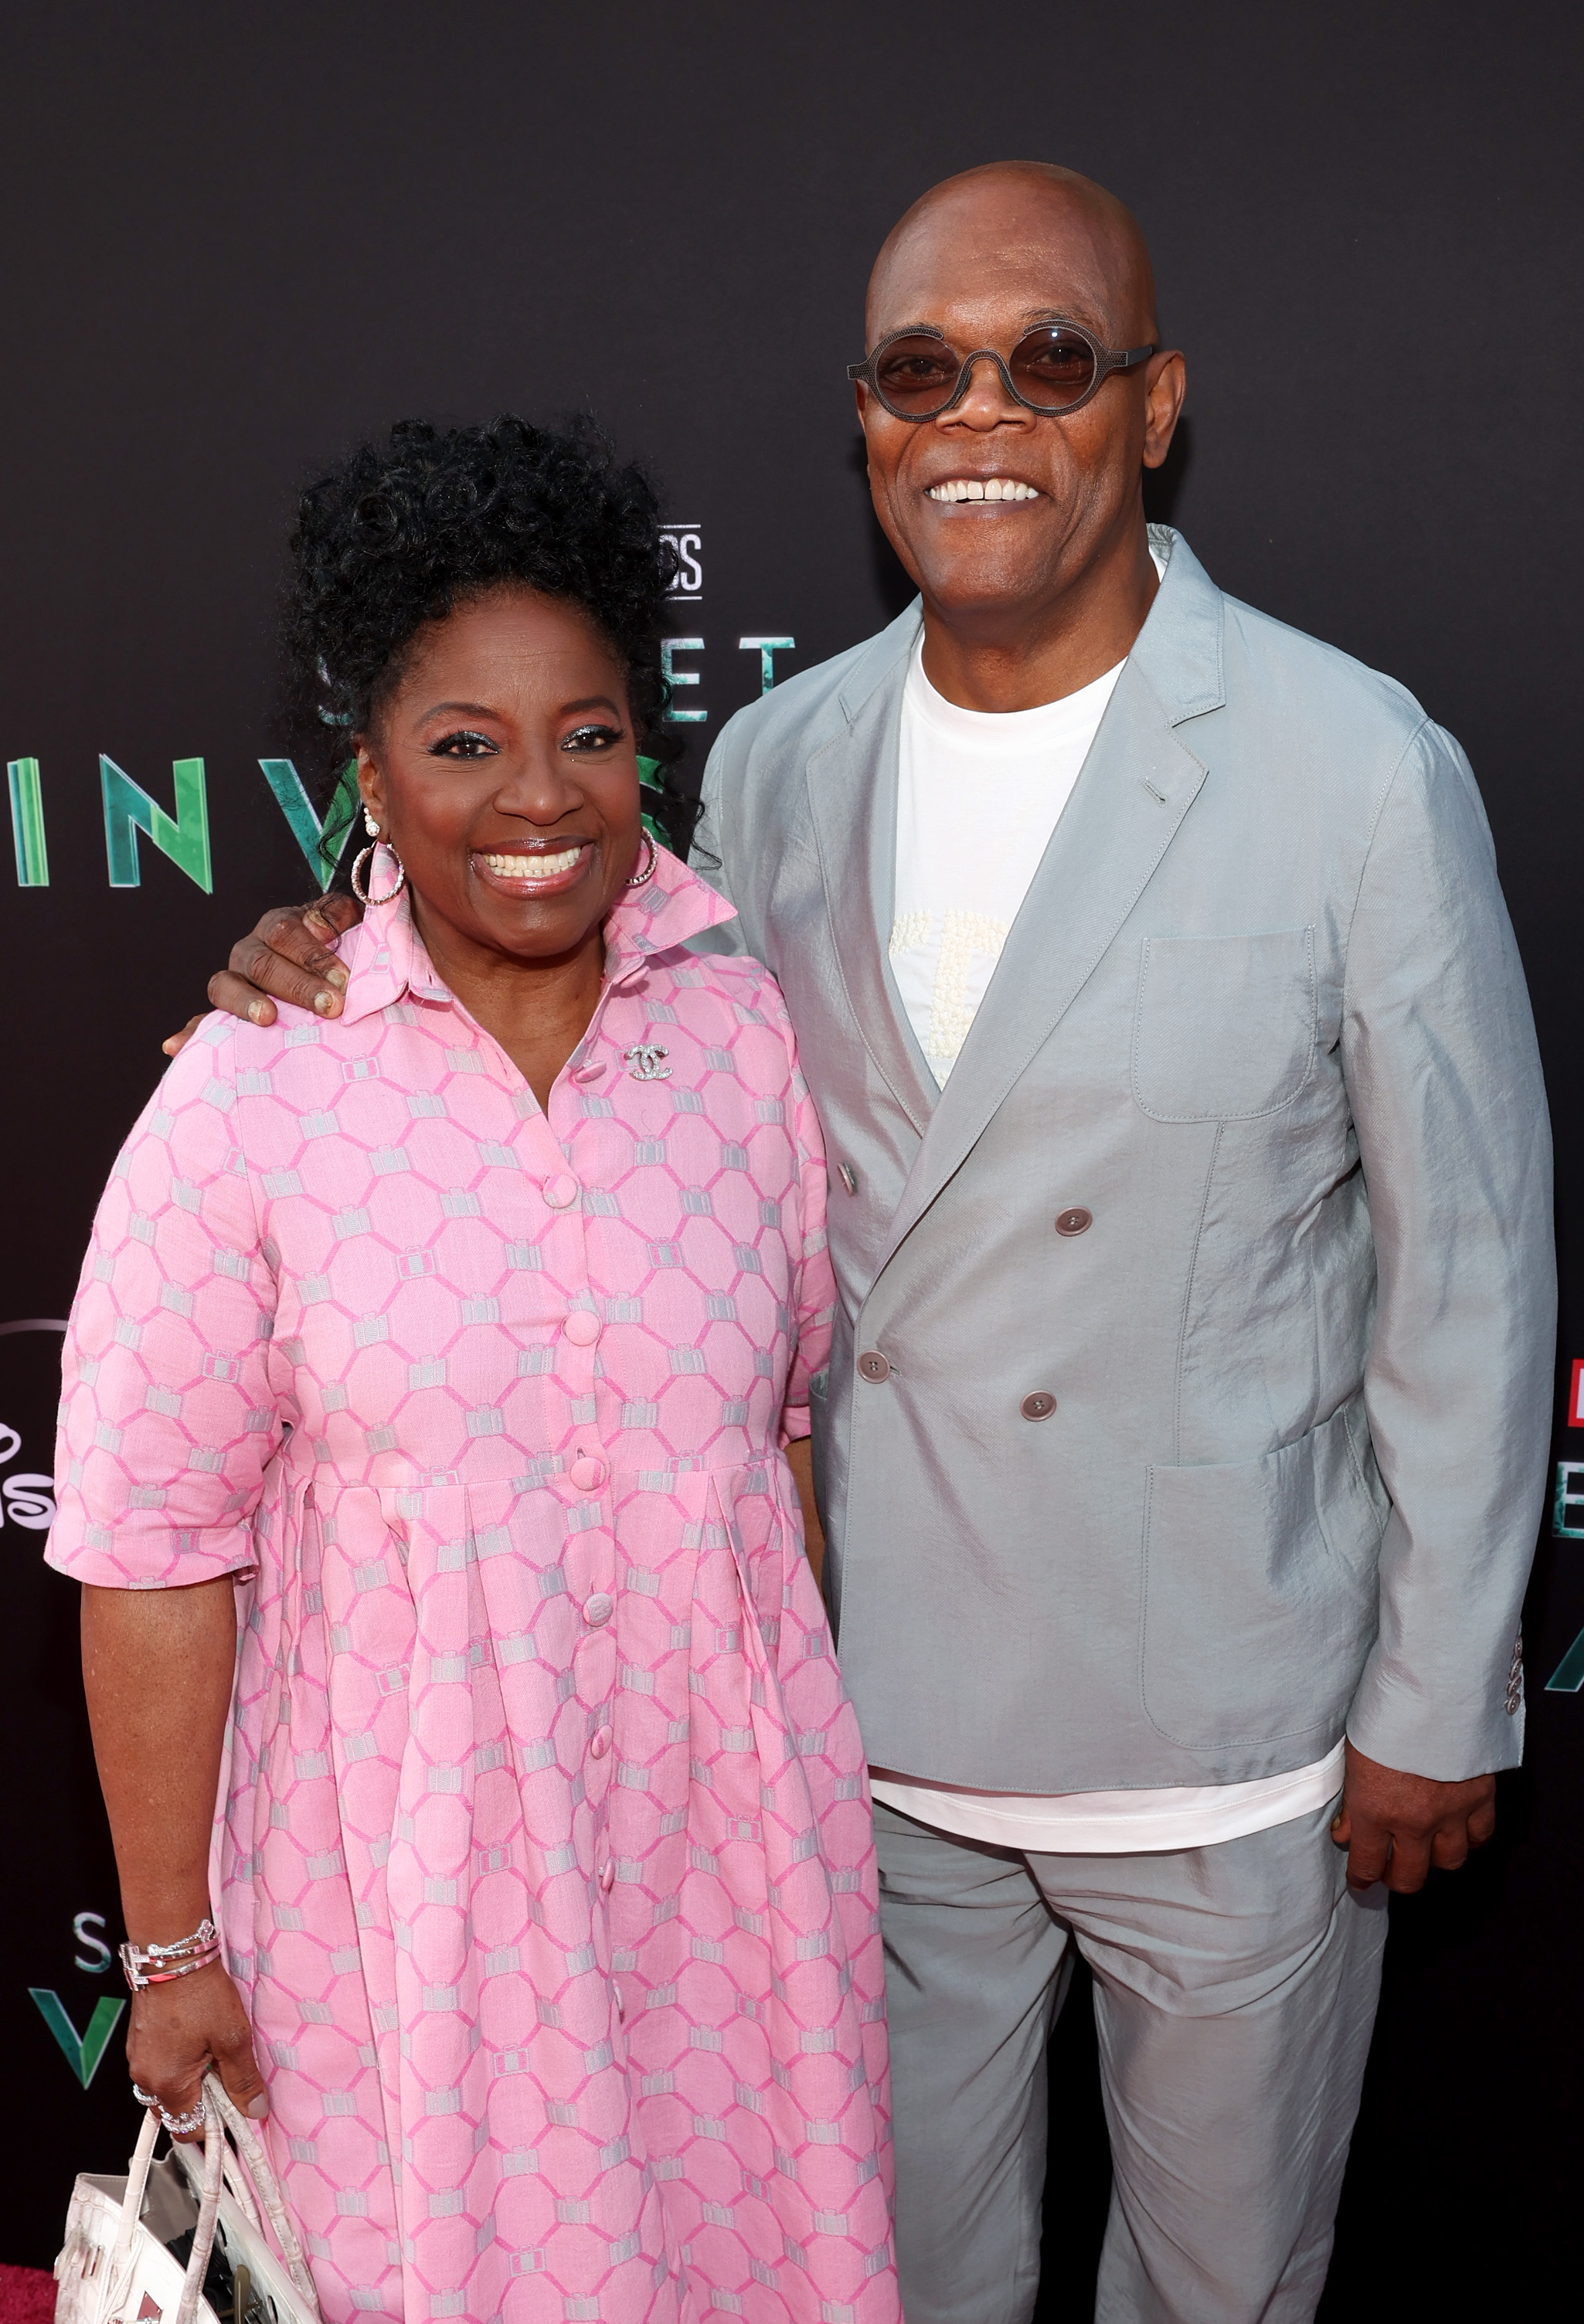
top-left (1341, 1745), bottom-right (1500, 1886)
top-left (1344, 1820), bottom-right (1391, 1891)
top-left (1430, 1823), bottom-right (1470, 1871)
top-left (1329, 1804), bottom-right (1351, 1847)
top-left (236, 938), bottom-right (345, 1012)
top-left (202, 897), bottom-right (363, 1028)
top-left (208, 970), bottom-right (278, 1026)
top-left (1467, 1796), bottom-right (1497, 1848)
top-left (1383, 1832), bottom-right (1433, 1894)
top-left (162, 1013), bottom-right (209, 1057)
top-left (215, 944), bottom-right (342, 1020)
top-left (226, 905), bottom-right (351, 1015)
top-left (307, 890), bottom-right (362, 937)
top-left (253, 905), bottom-right (351, 986)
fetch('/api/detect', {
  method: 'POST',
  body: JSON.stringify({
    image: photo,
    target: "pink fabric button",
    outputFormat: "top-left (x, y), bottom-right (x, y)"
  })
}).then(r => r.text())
top-left (600, 1859), bottom-right (615, 1893)
top-left (569, 1455), bottom-right (605, 1492)
top-left (589, 1727), bottom-right (611, 1759)
top-left (573, 1060), bottom-right (607, 1083)
top-left (583, 1592), bottom-right (614, 1628)
top-left (544, 1172), bottom-right (580, 1208)
top-left (563, 1310), bottom-right (600, 1347)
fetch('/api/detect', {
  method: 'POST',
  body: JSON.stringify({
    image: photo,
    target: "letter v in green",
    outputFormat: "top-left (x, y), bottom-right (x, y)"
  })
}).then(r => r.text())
top-left (29, 1989), bottom-right (126, 2087)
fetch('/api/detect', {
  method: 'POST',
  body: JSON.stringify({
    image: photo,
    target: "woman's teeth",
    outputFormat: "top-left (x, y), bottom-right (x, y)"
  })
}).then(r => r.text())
top-left (926, 478), bottom-right (1042, 502)
top-left (481, 846), bottom-right (583, 879)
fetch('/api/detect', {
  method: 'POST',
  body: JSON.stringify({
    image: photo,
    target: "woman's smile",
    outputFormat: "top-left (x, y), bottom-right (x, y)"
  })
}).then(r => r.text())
top-left (471, 838), bottom-right (596, 896)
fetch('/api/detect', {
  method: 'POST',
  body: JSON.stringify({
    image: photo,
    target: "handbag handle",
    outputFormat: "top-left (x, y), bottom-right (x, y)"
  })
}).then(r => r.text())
top-left (172, 2117), bottom-right (225, 2324)
top-left (101, 2105), bottom-right (160, 2299)
top-left (97, 2106), bottom-right (223, 2324)
top-left (202, 2074), bottom-right (324, 2320)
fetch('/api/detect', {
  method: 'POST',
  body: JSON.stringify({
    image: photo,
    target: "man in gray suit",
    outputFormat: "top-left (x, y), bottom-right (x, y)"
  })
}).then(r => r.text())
top-left (688, 161), bottom-right (1552, 2322)
top-left (204, 162), bottom-right (1552, 2324)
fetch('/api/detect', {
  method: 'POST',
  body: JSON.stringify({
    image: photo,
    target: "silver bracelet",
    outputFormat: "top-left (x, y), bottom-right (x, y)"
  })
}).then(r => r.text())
top-left (120, 1915), bottom-right (222, 1992)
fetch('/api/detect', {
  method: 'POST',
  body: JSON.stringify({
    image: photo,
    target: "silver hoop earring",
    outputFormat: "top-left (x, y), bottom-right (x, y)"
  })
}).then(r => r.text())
top-left (626, 831), bottom-right (658, 888)
top-left (351, 838), bottom-right (407, 904)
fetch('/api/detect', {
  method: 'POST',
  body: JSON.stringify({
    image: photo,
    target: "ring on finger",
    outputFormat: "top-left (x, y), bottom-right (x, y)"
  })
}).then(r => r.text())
top-left (133, 2084), bottom-right (206, 2135)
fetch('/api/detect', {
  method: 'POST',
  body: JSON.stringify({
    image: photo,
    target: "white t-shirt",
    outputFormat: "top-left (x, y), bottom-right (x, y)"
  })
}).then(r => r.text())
top-left (869, 569), bottom-right (1344, 1853)
top-left (888, 650), bottom-right (1128, 1085)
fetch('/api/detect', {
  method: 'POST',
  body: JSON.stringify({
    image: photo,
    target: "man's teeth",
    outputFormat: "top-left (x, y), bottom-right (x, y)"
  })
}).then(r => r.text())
top-left (926, 478), bottom-right (1042, 502)
top-left (481, 847), bottom-right (583, 878)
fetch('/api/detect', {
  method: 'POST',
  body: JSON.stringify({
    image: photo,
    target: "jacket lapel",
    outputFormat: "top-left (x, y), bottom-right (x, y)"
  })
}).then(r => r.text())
top-left (875, 528), bottom-right (1225, 1275)
top-left (804, 616), bottom-right (940, 1137)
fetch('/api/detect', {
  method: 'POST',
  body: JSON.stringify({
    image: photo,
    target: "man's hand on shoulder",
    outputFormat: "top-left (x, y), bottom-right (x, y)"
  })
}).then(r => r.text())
top-left (161, 893), bottom-right (364, 1055)
top-left (1330, 1739), bottom-right (1497, 1894)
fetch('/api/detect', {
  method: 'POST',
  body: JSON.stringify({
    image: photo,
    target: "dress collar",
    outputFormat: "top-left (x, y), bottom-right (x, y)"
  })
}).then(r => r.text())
top-left (338, 841), bottom-right (738, 1024)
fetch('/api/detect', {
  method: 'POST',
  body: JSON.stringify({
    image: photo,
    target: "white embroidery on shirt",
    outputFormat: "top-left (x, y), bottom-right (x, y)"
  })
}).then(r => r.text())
top-left (889, 910), bottom-right (1009, 1082)
top-left (929, 911), bottom-right (1008, 1075)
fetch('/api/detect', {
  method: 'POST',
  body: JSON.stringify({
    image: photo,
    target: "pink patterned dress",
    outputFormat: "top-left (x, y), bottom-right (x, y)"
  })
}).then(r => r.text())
top-left (49, 850), bottom-right (897, 2324)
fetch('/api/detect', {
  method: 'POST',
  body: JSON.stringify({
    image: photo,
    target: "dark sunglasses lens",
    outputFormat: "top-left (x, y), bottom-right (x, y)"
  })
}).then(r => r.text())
top-left (872, 336), bottom-right (963, 413)
top-left (1010, 328), bottom-right (1099, 408)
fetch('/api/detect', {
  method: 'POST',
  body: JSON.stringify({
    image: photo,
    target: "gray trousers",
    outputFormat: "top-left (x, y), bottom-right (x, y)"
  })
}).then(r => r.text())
top-left (875, 1796), bottom-right (1389, 2324)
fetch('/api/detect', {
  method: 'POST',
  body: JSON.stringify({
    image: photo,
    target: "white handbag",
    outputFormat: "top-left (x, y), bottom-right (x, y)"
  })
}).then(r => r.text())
top-left (54, 2075), bottom-right (323, 2324)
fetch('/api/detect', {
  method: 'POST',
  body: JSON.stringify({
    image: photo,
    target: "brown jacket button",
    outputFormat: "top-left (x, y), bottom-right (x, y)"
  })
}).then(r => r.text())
top-left (1055, 1208), bottom-right (1093, 1236)
top-left (1021, 1391), bottom-right (1057, 1420)
top-left (858, 1351), bottom-right (892, 1383)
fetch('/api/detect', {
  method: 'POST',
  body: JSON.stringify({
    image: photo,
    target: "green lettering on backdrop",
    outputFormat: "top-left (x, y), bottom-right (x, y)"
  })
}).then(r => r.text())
top-left (101, 756), bottom-right (212, 892)
top-left (737, 635), bottom-right (796, 694)
top-left (29, 1989), bottom-right (126, 2088)
top-left (8, 756), bottom-right (48, 885)
top-left (637, 755), bottom-right (667, 848)
top-left (260, 757), bottom-right (360, 885)
top-left (1547, 1630), bottom-right (1584, 1691)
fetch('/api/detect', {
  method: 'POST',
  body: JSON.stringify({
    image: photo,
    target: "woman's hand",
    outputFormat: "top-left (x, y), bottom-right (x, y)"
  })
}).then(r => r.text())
top-left (162, 892), bottom-right (363, 1055)
top-left (126, 1960), bottom-right (270, 2139)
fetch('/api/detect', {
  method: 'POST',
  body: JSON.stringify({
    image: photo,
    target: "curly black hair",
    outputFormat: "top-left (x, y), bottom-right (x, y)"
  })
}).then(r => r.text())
top-left (282, 413), bottom-right (696, 873)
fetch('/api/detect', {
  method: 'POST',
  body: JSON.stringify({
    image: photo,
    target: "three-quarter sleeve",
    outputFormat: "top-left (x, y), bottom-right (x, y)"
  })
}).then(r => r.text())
top-left (777, 999), bottom-right (835, 1448)
top-left (49, 1020), bottom-right (282, 1588)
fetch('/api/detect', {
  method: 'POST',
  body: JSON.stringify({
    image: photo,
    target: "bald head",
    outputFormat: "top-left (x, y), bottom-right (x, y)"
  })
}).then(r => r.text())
top-left (851, 158), bottom-right (1184, 702)
top-left (865, 161), bottom-right (1158, 352)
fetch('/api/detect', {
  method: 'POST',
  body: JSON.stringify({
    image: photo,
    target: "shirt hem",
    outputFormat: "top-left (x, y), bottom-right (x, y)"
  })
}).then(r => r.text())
top-left (868, 1740), bottom-right (1347, 1854)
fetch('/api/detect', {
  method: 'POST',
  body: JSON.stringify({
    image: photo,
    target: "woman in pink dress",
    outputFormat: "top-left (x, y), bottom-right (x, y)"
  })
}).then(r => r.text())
top-left (50, 416), bottom-right (897, 2324)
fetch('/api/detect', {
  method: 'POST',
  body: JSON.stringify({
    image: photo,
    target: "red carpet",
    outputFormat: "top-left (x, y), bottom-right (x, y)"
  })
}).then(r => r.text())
top-left (0, 2266), bottom-right (54, 2324)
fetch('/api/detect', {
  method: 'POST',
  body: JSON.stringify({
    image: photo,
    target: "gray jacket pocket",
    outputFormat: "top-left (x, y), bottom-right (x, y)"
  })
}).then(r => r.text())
top-left (1133, 928), bottom-right (1317, 1122)
top-left (1140, 1395), bottom-right (1387, 1750)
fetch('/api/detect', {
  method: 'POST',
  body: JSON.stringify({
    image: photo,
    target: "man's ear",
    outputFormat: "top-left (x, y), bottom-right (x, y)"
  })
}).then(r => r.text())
top-left (1141, 351), bottom-right (1187, 470)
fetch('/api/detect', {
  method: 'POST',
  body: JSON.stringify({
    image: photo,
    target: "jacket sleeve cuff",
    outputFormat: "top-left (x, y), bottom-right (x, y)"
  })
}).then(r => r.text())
top-left (1346, 1655), bottom-right (1525, 1782)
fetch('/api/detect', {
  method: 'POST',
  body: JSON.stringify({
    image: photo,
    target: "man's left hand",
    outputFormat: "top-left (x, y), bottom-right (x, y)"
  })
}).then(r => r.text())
top-left (1330, 1741), bottom-right (1497, 1894)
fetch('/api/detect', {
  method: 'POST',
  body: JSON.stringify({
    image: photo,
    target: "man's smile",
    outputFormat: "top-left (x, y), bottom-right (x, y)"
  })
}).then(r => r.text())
top-left (925, 477), bottom-right (1044, 503)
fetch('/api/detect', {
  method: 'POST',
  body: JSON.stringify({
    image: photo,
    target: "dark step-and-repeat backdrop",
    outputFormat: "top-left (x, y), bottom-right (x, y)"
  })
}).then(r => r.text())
top-left (2, 5), bottom-right (1578, 2312)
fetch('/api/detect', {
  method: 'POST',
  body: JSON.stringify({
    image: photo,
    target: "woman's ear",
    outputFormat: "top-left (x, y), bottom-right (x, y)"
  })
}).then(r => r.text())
top-left (355, 742), bottom-right (386, 831)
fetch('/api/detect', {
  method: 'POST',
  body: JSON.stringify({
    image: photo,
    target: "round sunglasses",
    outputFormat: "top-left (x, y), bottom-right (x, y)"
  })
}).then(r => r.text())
top-left (848, 321), bottom-right (1156, 420)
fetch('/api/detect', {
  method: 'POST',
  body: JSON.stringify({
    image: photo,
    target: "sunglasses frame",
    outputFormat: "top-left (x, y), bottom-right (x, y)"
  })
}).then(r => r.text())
top-left (848, 320), bottom-right (1157, 421)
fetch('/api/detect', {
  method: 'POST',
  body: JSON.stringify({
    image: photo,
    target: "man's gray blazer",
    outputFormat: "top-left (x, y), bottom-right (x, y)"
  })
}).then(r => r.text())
top-left (689, 526), bottom-right (1554, 1792)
